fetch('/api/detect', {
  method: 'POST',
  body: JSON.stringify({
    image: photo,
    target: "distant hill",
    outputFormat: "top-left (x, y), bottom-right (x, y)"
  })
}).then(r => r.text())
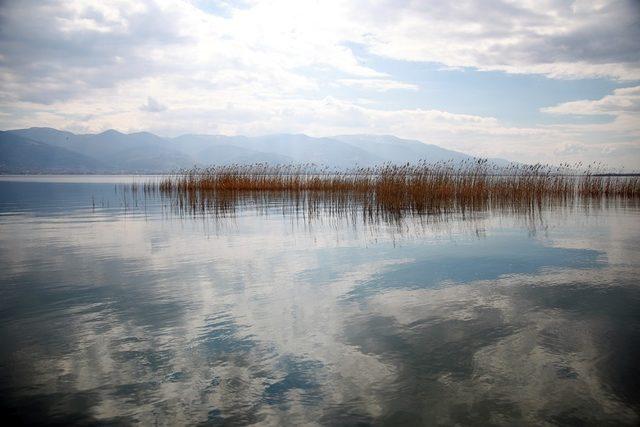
top-left (333, 135), bottom-right (470, 164)
top-left (333, 135), bottom-right (509, 166)
top-left (8, 128), bottom-right (193, 172)
top-left (2, 127), bottom-right (505, 173)
top-left (0, 131), bottom-right (108, 173)
top-left (170, 134), bottom-right (294, 165)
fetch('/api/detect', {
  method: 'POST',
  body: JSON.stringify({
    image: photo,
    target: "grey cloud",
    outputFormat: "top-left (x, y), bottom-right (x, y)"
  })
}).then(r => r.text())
top-left (0, 0), bottom-right (191, 103)
top-left (354, 0), bottom-right (640, 79)
top-left (501, 11), bottom-right (640, 66)
top-left (353, 0), bottom-right (548, 29)
top-left (555, 143), bottom-right (588, 156)
top-left (1, 0), bottom-right (638, 112)
top-left (140, 97), bottom-right (167, 113)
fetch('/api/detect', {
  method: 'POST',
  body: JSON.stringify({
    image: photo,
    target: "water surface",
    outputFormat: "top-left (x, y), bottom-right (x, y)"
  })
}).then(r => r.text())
top-left (1, 176), bottom-right (639, 425)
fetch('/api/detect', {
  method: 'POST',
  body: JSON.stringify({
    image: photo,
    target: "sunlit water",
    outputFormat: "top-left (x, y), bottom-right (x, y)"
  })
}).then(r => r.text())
top-left (1, 176), bottom-right (639, 425)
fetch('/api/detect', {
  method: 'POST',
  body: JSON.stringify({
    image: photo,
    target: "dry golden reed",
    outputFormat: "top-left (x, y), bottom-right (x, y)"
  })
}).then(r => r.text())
top-left (142, 160), bottom-right (639, 217)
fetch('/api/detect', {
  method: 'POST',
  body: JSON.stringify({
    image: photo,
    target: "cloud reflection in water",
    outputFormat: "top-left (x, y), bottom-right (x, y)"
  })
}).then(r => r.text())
top-left (0, 180), bottom-right (638, 425)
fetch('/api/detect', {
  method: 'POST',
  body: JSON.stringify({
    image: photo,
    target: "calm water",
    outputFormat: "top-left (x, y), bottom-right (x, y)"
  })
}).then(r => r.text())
top-left (1, 176), bottom-right (639, 426)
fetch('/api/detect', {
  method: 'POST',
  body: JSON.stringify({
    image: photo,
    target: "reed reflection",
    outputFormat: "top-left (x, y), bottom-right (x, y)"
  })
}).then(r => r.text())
top-left (124, 162), bottom-right (639, 235)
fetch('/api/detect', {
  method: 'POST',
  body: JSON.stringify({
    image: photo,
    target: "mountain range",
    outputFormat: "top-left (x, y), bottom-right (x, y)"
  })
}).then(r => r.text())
top-left (0, 127), bottom-right (504, 173)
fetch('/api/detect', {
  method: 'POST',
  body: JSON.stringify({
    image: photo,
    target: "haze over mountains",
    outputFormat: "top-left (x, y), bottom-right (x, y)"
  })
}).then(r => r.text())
top-left (0, 127), bottom-right (502, 173)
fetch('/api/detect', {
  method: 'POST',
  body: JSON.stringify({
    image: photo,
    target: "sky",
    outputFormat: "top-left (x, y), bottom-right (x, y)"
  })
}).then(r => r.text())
top-left (0, 0), bottom-right (639, 168)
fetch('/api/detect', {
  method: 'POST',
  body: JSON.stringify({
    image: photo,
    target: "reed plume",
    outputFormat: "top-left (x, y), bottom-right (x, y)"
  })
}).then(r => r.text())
top-left (142, 160), bottom-right (639, 217)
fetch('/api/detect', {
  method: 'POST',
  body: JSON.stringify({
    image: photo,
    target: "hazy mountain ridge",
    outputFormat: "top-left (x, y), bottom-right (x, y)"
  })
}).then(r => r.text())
top-left (1, 127), bottom-right (502, 173)
top-left (0, 131), bottom-right (108, 173)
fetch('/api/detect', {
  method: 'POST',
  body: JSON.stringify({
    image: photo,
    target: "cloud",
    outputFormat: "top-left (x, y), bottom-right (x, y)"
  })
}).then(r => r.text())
top-left (139, 96), bottom-right (167, 112)
top-left (539, 87), bottom-right (640, 169)
top-left (337, 78), bottom-right (419, 92)
top-left (542, 86), bottom-right (640, 115)
top-left (2, 0), bottom-right (638, 107)
top-left (554, 143), bottom-right (588, 156)
top-left (351, 0), bottom-right (640, 80)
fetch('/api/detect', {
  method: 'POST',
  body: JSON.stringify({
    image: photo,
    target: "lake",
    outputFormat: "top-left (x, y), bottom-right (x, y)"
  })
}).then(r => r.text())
top-left (0, 176), bottom-right (639, 425)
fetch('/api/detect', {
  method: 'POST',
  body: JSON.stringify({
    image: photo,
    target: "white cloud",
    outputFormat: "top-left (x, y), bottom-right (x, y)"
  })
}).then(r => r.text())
top-left (139, 96), bottom-right (167, 112)
top-left (542, 86), bottom-right (640, 115)
top-left (351, 0), bottom-right (640, 80)
top-left (337, 78), bottom-right (419, 91)
top-left (539, 87), bottom-right (640, 169)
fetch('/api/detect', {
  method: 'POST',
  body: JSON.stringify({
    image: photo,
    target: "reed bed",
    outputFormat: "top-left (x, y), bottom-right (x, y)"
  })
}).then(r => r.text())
top-left (143, 160), bottom-right (640, 218)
